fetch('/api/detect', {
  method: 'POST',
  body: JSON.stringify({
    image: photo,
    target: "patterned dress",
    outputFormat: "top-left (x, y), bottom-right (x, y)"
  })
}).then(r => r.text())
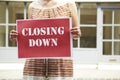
top-left (23, 0), bottom-right (74, 80)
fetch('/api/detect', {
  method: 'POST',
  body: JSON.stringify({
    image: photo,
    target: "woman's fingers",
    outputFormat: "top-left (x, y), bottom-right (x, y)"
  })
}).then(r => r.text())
top-left (71, 27), bottom-right (80, 34)
top-left (71, 27), bottom-right (81, 39)
top-left (10, 30), bottom-right (18, 41)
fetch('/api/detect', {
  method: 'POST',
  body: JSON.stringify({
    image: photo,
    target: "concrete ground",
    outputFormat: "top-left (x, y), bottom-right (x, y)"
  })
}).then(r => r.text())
top-left (0, 63), bottom-right (120, 80)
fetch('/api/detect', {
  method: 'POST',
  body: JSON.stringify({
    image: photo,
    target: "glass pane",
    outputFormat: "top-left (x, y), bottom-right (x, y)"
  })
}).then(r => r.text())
top-left (0, 26), bottom-right (6, 47)
top-left (114, 42), bottom-right (120, 55)
top-left (103, 10), bottom-right (112, 24)
top-left (8, 26), bottom-right (17, 47)
top-left (114, 10), bottom-right (120, 24)
top-left (80, 27), bottom-right (96, 48)
top-left (80, 3), bottom-right (97, 24)
top-left (103, 27), bottom-right (112, 39)
top-left (73, 39), bottom-right (78, 48)
top-left (9, 2), bottom-right (24, 23)
top-left (80, 8), bottom-right (97, 24)
top-left (103, 42), bottom-right (112, 55)
top-left (0, 2), bottom-right (6, 23)
top-left (114, 26), bottom-right (120, 39)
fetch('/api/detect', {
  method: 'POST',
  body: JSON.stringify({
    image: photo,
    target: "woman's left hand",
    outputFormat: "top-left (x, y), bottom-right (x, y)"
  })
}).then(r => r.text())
top-left (71, 27), bottom-right (81, 39)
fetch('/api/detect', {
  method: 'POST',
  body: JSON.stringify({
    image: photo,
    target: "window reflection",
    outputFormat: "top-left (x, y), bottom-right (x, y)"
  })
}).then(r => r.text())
top-left (0, 2), bottom-right (6, 23)
top-left (114, 10), bottom-right (120, 24)
top-left (80, 27), bottom-right (96, 48)
top-left (0, 26), bottom-right (6, 47)
top-left (103, 10), bottom-right (112, 24)
top-left (114, 26), bottom-right (120, 39)
top-left (114, 42), bottom-right (120, 55)
top-left (80, 8), bottom-right (97, 24)
top-left (103, 27), bottom-right (112, 39)
top-left (103, 42), bottom-right (112, 55)
top-left (8, 2), bottom-right (24, 23)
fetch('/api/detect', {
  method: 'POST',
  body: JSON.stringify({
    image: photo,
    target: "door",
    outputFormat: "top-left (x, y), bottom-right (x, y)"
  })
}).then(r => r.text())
top-left (100, 7), bottom-right (120, 63)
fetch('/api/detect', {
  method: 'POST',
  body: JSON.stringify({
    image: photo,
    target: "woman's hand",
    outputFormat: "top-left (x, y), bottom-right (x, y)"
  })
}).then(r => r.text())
top-left (10, 30), bottom-right (18, 41)
top-left (71, 27), bottom-right (81, 39)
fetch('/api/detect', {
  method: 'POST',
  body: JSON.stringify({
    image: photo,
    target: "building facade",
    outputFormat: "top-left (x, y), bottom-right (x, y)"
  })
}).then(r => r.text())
top-left (0, 0), bottom-right (120, 64)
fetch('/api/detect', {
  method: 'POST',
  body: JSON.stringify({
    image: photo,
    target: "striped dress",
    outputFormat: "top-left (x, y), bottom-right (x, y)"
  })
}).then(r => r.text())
top-left (23, 1), bottom-right (74, 80)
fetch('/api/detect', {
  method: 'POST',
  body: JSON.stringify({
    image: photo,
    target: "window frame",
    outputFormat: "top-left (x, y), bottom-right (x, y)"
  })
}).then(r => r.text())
top-left (101, 7), bottom-right (120, 56)
top-left (0, 1), bottom-right (28, 48)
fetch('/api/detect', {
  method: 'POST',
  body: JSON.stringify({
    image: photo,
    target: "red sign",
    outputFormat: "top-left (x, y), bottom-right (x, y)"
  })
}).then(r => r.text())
top-left (17, 18), bottom-right (72, 58)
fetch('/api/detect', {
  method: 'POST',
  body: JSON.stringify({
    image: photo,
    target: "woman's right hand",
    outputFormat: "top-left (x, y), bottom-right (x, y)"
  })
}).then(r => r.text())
top-left (10, 30), bottom-right (18, 41)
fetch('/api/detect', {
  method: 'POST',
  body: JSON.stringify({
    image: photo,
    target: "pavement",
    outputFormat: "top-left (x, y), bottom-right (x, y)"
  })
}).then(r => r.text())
top-left (0, 63), bottom-right (120, 80)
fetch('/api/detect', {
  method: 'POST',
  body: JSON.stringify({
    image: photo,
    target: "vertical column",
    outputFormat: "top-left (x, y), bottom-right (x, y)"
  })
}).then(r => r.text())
top-left (24, 2), bottom-right (27, 19)
top-left (112, 10), bottom-right (115, 55)
top-left (6, 1), bottom-right (8, 47)
top-left (97, 3), bottom-right (103, 56)
top-left (77, 3), bottom-right (80, 48)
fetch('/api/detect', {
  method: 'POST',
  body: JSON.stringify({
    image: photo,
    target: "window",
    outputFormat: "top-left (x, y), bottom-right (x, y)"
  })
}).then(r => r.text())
top-left (0, 1), bottom-right (31, 48)
top-left (102, 7), bottom-right (120, 55)
top-left (73, 3), bottom-right (97, 48)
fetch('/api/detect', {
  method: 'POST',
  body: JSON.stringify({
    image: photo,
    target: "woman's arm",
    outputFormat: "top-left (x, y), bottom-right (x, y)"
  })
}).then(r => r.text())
top-left (69, 2), bottom-right (81, 39)
top-left (28, 3), bottom-right (33, 19)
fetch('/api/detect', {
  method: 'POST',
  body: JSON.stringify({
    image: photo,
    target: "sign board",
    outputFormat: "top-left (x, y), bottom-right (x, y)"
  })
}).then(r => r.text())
top-left (17, 18), bottom-right (72, 58)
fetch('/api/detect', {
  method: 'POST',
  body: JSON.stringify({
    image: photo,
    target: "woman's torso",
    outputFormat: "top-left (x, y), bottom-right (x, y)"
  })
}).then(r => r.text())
top-left (23, 1), bottom-right (73, 77)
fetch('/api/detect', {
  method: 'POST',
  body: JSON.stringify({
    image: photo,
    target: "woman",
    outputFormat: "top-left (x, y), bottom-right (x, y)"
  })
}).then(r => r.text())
top-left (10, 0), bottom-right (81, 80)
